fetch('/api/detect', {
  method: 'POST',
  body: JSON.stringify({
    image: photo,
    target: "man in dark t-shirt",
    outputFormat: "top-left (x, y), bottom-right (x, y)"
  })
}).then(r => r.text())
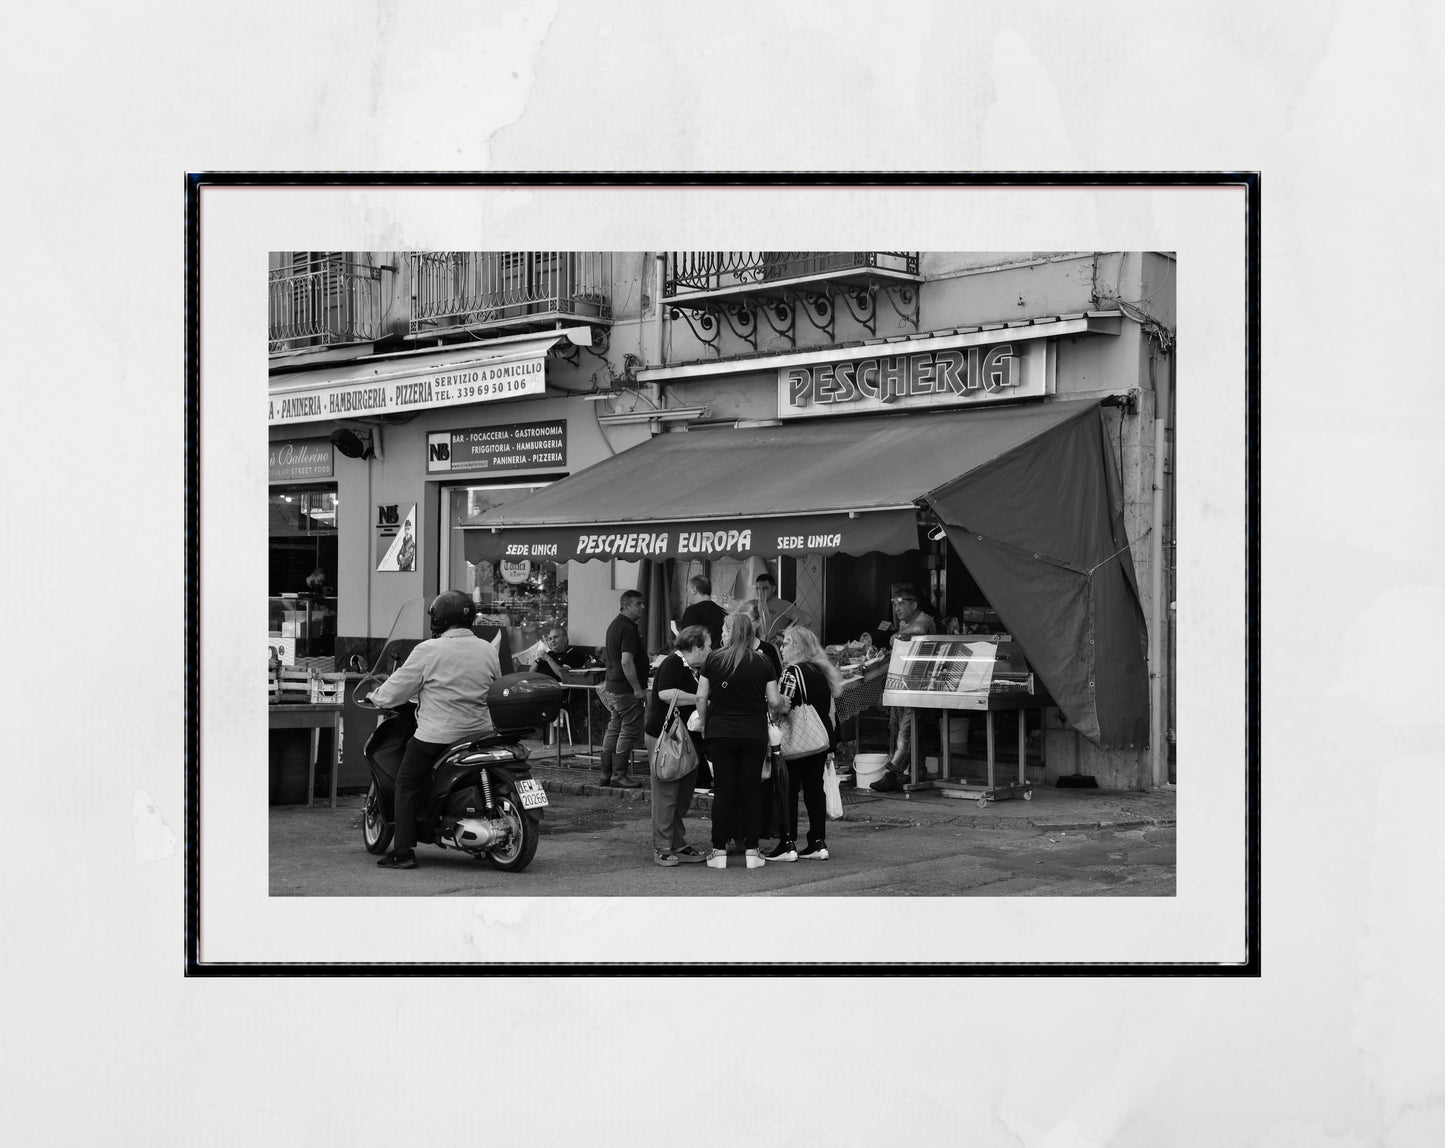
top-left (678, 574), bottom-right (728, 650)
top-left (600, 590), bottom-right (648, 788)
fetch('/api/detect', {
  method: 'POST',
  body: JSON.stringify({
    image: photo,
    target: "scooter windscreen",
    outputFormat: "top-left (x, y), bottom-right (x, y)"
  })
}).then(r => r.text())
top-left (350, 596), bottom-right (430, 707)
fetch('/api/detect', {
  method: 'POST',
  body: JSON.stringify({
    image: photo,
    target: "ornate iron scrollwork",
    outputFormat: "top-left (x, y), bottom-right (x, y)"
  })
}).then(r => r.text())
top-left (788, 289), bottom-right (834, 340)
top-left (718, 301), bottom-right (758, 351)
top-left (880, 281), bottom-right (920, 331)
top-left (669, 305), bottom-right (721, 350)
top-left (834, 283), bottom-right (878, 338)
top-left (757, 297), bottom-right (795, 347)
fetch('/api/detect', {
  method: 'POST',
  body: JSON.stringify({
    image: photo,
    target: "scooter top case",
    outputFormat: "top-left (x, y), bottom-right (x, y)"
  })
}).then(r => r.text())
top-left (486, 672), bottom-right (564, 740)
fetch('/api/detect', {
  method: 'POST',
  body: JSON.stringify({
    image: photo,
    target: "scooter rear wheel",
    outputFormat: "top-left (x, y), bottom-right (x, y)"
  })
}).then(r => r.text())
top-left (481, 773), bottom-right (539, 873)
top-left (362, 781), bottom-right (394, 855)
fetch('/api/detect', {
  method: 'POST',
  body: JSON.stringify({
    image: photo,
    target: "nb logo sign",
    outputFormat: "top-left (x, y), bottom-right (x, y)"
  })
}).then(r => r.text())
top-left (377, 504), bottom-right (399, 526)
top-left (429, 441), bottom-right (451, 462)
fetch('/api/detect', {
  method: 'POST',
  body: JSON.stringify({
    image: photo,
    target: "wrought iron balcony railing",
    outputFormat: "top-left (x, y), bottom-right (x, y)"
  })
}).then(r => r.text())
top-left (268, 258), bottom-right (382, 354)
top-left (664, 251), bottom-right (919, 299)
top-left (408, 251), bottom-right (612, 337)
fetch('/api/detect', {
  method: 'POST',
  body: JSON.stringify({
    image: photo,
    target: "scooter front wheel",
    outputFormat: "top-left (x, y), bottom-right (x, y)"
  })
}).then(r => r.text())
top-left (362, 781), bottom-right (394, 855)
top-left (481, 773), bottom-right (539, 873)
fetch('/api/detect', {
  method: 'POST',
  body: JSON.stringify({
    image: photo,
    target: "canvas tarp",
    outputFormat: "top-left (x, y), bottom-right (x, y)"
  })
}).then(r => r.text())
top-left (924, 403), bottom-right (1150, 749)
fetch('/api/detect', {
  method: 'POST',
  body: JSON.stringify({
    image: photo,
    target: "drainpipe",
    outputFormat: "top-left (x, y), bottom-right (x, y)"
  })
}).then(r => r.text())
top-left (653, 253), bottom-right (667, 367)
top-left (1149, 351), bottom-right (1170, 788)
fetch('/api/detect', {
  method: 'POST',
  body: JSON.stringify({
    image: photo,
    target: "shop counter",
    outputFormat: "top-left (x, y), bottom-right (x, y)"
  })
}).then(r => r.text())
top-left (268, 703), bottom-right (343, 807)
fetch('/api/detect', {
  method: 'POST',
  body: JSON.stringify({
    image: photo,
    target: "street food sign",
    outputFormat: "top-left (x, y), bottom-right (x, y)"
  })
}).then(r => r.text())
top-left (427, 420), bottom-right (567, 475)
top-left (268, 437), bottom-right (334, 481)
top-left (777, 339), bottom-right (1049, 419)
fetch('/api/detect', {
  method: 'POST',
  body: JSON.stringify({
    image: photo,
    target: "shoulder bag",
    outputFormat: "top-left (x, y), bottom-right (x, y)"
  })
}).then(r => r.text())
top-left (654, 692), bottom-right (699, 782)
top-left (778, 666), bottom-right (830, 760)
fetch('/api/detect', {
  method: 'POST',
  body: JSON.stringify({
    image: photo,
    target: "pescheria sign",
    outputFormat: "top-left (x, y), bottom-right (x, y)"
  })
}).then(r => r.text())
top-left (777, 340), bottom-right (1048, 418)
top-left (465, 510), bottom-right (918, 566)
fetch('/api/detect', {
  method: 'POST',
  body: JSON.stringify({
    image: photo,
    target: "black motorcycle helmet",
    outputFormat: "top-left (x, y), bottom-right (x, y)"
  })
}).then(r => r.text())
top-left (428, 590), bottom-right (477, 637)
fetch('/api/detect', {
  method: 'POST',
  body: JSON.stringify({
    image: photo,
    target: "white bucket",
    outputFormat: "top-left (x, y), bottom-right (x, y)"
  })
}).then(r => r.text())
top-left (853, 753), bottom-right (890, 788)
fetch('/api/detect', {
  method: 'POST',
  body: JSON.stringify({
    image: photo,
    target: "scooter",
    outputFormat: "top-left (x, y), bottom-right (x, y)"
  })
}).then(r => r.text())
top-left (351, 607), bottom-right (565, 872)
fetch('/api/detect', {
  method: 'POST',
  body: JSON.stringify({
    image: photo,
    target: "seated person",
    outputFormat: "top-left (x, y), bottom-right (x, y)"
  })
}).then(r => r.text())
top-left (533, 626), bottom-right (592, 680)
top-left (532, 626), bottom-right (593, 740)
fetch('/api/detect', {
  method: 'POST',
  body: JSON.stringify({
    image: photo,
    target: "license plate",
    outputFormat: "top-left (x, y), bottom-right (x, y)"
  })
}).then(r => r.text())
top-left (516, 778), bottom-right (549, 809)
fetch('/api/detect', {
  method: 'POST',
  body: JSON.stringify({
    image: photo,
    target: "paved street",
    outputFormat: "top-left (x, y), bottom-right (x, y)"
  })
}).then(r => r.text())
top-left (270, 769), bottom-right (1175, 897)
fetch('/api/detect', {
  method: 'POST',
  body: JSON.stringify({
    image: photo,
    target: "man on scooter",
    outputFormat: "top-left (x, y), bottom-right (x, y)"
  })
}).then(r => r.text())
top-left (366, 591), bottom-right (502, 870)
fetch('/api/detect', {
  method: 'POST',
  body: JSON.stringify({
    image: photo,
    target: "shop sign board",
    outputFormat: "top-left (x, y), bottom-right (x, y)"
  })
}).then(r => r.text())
top-left (427, 420), bottom-right (567, 475)
top-left (268, 437), bottom-right (334, 481)
top-left (269, 354), bottom-right (547, 426)
top-left (466, 508), bottom-right (918, 566)
top-left (777, 339), bottom-right (1049, 419)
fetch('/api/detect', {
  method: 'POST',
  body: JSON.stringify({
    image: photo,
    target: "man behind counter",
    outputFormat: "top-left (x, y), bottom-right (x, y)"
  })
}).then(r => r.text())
top-left (678, 574), bottom-right (728, 649)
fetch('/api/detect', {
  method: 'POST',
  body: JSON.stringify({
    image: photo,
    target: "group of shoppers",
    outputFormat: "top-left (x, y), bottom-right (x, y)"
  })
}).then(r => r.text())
top-left (637, 577), bottom-right (840, 871)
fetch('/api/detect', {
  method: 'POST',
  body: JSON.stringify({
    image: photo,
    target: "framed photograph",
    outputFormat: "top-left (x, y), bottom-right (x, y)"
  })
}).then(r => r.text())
top-left (191, 177), bottom-right (1256, 974)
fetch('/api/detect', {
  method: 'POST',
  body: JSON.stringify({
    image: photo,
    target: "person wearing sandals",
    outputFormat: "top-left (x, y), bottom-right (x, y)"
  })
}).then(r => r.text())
top-left (643, 625), bottom-right (712, 867)
top-left (695, 611), bottom-right (783, 870)
top-left (765, 626), bottom-right (843, 862)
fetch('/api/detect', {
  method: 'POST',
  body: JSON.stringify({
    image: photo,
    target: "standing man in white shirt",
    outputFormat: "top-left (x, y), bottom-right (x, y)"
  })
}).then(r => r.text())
top-left (366, 591), bottom-right (501, 869)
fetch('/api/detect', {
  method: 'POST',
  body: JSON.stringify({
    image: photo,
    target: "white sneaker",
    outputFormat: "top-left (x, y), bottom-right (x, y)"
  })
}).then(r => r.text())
top-left (744, 849), bottom-right (765, 869)
top-left (706, 848), bottom-right (727, 869)
top-left (797, 843), bottom-right (829, 860)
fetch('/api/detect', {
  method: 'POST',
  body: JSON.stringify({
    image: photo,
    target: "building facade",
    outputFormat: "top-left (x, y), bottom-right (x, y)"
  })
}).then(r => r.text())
top-left (267, 251), bottom-right (1175, 789)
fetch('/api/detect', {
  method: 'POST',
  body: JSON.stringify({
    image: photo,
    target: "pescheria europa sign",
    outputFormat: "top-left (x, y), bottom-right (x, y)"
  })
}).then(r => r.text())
top-left (777, 339), bottom-right (1049, 419)
top-left (465, 510), bottom-right (919, 566)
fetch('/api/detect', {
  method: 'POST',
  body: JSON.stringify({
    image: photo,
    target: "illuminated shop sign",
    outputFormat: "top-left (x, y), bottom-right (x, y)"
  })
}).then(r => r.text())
top-left (777, 339), bottom-right (1049, 419)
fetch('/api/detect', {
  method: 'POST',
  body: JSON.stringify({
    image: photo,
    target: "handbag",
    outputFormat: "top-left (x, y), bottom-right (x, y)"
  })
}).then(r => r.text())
top-left (654, 693), bottom-right (699, 782)
top-left (823, 758), bottom-right (844, 819)
top-left (778, 667), bottom-right (830, 760)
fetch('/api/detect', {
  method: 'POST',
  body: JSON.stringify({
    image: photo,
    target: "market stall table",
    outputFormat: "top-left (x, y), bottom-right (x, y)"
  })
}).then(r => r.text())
top-left (268, 702), bottom-right (343, 808)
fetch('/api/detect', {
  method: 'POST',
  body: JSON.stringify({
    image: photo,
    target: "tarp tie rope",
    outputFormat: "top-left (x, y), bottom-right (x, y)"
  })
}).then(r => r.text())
top-left (1085, 531), bottom-right (1147, 577)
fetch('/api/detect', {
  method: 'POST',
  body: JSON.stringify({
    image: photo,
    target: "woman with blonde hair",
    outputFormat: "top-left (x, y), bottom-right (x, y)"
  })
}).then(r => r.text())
top-left (764, 625), bottom-right (842, 862)
top-left (694, 610), bottom-right (783, 869)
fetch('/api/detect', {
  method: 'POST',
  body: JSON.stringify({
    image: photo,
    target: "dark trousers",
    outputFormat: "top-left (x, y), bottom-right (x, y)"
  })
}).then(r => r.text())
top-left (781, 751), bottom-right (828, 848)
top-left (393, 736), bottom-right (446, 855)
top-left (709, 736), bottom-right (768, 849)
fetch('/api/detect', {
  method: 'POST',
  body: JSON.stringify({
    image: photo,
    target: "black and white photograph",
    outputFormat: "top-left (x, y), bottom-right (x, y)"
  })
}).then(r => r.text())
top-left (198, 181), bottom-right (1247, 971)
top-left (263, 247), bottom-right (1181, 900)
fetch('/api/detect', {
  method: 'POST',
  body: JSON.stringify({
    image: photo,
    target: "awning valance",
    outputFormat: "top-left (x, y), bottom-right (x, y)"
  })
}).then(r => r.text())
top-left (463, 400), bottom-right (1102, 566)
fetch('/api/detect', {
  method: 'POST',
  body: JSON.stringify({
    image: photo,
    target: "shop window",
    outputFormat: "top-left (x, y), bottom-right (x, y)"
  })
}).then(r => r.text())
top-left (268, 486), bottom-right (338, 657)
top-left (442, 483), bottom-right (566, 664)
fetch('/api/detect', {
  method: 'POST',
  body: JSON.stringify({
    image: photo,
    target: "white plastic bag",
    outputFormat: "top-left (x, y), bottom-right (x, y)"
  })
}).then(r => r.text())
top-left (823, 757), bottom-right (844, 819)
top-left (687, 709), bottom-right (704, 734)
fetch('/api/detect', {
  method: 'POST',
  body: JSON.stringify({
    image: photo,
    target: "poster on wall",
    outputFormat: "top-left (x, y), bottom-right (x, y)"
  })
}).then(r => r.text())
top-left (376, 503), bottom-right (417, 572)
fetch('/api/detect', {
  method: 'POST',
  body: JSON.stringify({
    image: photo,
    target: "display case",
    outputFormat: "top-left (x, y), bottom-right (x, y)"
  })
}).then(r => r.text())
top-left (880, 633), bottom-right (1048, 808)
top-left (267, 594), bottom-right (337, 659)
top-left (881, 634), bottom-right (1034, 710)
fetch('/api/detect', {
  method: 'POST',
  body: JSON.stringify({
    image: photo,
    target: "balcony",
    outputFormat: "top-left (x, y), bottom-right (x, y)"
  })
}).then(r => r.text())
top-left (663, 251), bottom-right (922, 351)
top-left (268, 258), bottom-right (382, 355)
top-left (407, 251), bottom-right (613, 341)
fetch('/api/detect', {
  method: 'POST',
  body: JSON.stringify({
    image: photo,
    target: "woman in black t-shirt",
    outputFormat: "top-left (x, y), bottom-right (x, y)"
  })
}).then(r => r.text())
top-left (695, 611), bottom-right (782, 870)
top-left (643, 626), bottom-right (712, 867)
